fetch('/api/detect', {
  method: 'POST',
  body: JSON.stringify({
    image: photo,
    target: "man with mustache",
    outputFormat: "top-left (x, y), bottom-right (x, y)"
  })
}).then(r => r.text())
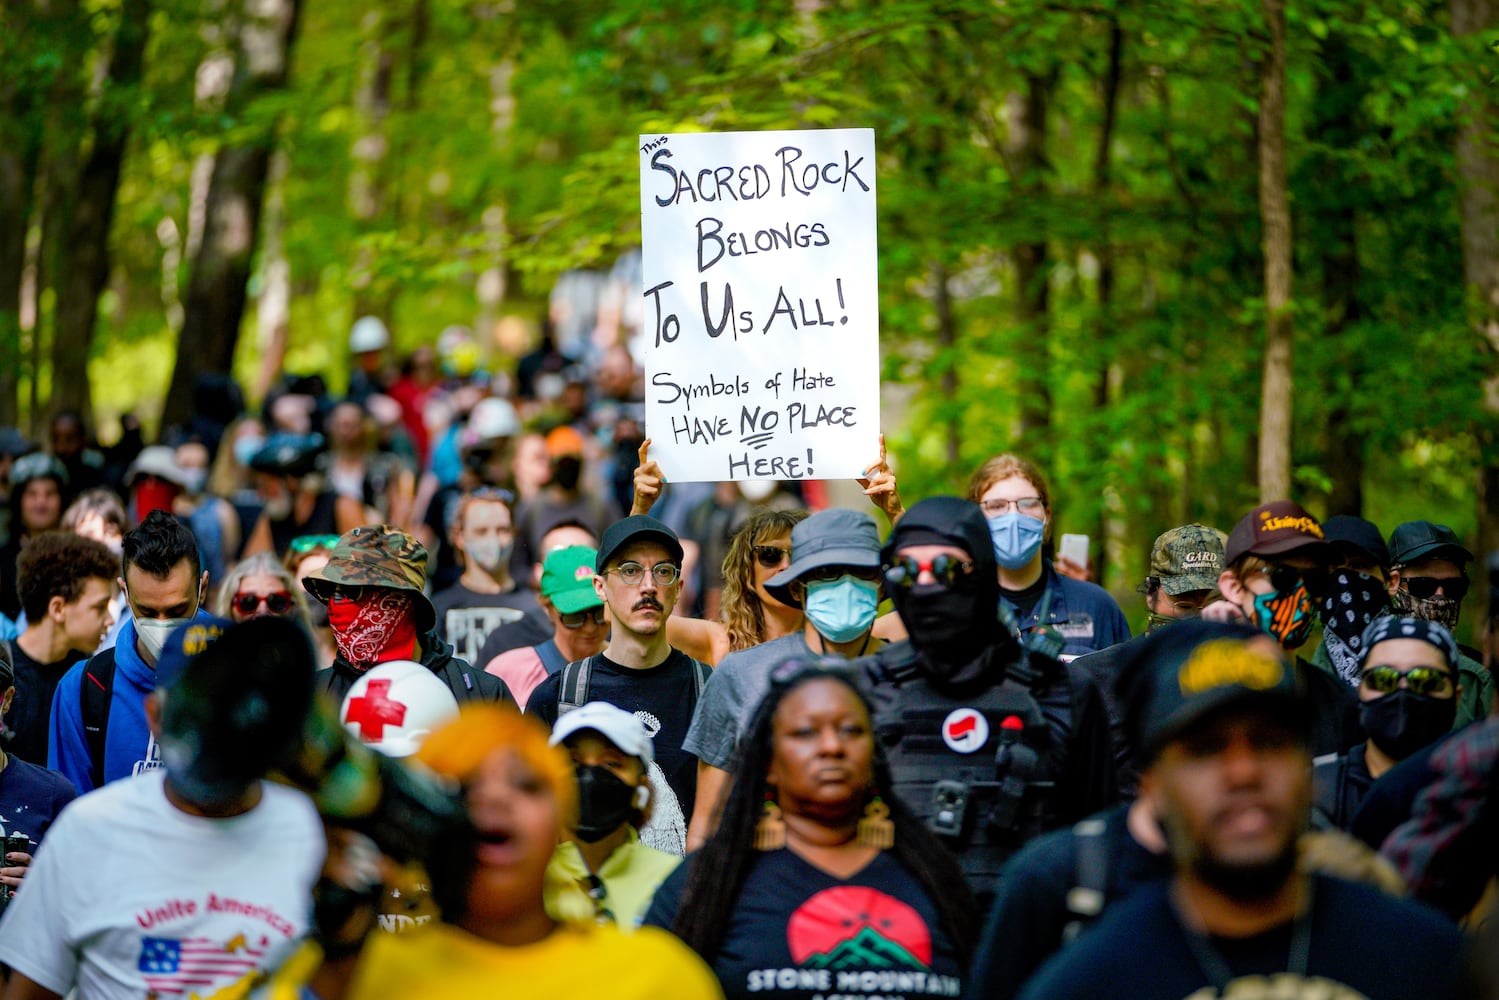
top-left (526, 515), bottom-right (710, 856)
top-left (1017, 620), bottom-right (1465, 1000)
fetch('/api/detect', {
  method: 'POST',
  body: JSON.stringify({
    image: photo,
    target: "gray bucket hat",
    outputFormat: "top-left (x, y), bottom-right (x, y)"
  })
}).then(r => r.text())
top-left (765, 508), bottom-right (882, 608)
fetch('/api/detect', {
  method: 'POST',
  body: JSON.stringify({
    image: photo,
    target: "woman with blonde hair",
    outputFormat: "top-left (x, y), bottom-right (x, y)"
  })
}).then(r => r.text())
top-left (215, 552), bottom-right (311, 627)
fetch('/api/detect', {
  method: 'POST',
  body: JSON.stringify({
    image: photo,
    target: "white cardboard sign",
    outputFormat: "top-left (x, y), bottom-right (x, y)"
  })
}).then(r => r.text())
top-left (638, 128), bottom-right (880, 482)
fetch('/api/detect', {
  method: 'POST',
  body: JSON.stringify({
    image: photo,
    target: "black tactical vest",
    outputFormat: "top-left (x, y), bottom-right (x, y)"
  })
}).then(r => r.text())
top-left (862, 643), bottom-right (1075, 902)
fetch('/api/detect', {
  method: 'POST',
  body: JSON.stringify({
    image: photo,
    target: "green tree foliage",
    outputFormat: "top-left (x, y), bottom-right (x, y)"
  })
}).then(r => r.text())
top-left (10, 0), bottom-right (1491, 616)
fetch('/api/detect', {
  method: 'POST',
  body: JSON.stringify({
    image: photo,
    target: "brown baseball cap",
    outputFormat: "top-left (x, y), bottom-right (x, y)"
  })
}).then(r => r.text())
top-left (1224, 500), bottom-right (1333, 567)
top-left (302, 524), bottom-right (436, 633)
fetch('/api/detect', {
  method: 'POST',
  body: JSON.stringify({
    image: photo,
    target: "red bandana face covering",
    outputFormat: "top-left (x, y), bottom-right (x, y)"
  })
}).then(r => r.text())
top-left (328, 590), bottom-right (419, 671)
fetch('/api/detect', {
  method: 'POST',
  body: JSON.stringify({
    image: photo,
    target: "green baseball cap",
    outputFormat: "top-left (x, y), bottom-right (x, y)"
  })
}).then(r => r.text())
top-left (1150, 523), bottom-right (1227, 595)
top-left (541, 545), bottom-right (603, 614)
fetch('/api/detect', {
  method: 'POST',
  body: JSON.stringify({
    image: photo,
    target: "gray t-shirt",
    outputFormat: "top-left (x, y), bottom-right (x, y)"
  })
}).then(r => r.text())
top-left (683, 633), bottom-right (813, 770)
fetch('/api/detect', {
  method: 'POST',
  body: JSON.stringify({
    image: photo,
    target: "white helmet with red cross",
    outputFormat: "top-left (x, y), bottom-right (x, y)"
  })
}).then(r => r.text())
top-left (339, 660), bottom-right (460, 757)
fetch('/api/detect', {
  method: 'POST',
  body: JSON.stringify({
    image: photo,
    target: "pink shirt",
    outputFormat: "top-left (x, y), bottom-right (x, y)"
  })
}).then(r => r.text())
top-left (485, 647), bottom-right (549, 709)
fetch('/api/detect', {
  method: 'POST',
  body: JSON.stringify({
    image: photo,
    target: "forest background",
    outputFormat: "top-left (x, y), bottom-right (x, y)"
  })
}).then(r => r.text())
top-left (3, 0), bottom-right (1498, 634)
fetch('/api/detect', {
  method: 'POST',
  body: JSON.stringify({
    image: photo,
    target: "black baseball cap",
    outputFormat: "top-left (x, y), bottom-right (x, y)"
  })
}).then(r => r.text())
top-left (1388, 521), bottom-right (1473, 568)
top-left (1322, 515), bottom-right (1390, 569)
top-left (595, 515), bottom-right (684, 572)
top-left (1120, 619), bottom-right (1312, 763)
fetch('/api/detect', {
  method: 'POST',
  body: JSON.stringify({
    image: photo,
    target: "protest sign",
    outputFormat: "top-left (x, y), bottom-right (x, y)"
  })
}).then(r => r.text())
top-left (639, 128), bottom-right (880, 482)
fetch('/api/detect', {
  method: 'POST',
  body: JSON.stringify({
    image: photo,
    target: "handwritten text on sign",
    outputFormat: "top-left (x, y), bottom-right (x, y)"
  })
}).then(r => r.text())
top-left (639, 129), bottom-right (879, 482)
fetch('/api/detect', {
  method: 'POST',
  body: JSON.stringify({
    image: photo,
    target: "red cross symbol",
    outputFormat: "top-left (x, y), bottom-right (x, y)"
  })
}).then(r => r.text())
top-left (345, 679), bottom-right (407, 741)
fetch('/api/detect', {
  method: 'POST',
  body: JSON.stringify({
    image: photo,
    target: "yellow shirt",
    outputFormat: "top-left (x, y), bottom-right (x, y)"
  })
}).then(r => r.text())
top-left (348, 920), bottom-right (722, 1000)
top-left (544, 832), bottom-right (682, 929)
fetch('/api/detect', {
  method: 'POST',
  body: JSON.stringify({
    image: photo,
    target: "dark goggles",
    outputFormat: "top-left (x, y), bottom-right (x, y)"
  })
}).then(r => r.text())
top-left (883, 555), bottom-right (975, 590)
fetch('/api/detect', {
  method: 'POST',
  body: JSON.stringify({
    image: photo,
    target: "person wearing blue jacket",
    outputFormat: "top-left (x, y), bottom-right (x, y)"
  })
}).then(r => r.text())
top-left (968, 454), bottom-right (1130, 659)
top-left (48, 510), bottom-right (210, 792)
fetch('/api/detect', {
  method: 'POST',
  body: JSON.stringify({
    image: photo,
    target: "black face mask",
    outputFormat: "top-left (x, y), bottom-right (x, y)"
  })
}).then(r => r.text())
top-left (574, 765), bottom-right (636, 843)
top-left (893, 582), bottom-right (992, 668)
top-left (1359, 690), bottom-right (1455, 760)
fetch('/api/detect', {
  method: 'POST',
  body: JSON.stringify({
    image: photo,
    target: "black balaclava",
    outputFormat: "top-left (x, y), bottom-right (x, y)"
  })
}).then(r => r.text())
top-left (884, 496), bottom-right (1014, 688)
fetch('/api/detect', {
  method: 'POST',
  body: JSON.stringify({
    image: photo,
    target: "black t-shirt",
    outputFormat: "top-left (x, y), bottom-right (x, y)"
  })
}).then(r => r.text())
top-left (970, 804), bottom-right (1172, 1000)
top-left (0, 754), bottom-right (77, 848)
top-left (527, 648), bottom-right (702, 824)
top-left (430, 583), bottom-right (538, 667)
top-left (1000, 575), bottom-right (1049, 623)
top-left (7, 642), bottom-right (83, 767)
top-left (645, 848), bottom-right (966, 1000)
top-left (1016, 875), bottom-right (1465, 1000)
top-left (475, 606), bottom-right (554, 666)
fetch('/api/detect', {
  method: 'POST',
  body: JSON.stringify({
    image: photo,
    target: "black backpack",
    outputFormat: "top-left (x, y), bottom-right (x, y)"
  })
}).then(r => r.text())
top-left (555, 653), bottom-right (711, 716)
top-left (80, 648), bottom-right (117, 785)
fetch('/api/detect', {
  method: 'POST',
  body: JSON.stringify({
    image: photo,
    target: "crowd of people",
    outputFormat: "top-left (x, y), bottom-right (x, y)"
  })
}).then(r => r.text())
top-left (0, 307), bottom-right (1495, 998)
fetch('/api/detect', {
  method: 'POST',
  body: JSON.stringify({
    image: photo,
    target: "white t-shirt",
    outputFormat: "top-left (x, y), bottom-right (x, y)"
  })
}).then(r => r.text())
top-left (0, 771), bottom-right (324, 997)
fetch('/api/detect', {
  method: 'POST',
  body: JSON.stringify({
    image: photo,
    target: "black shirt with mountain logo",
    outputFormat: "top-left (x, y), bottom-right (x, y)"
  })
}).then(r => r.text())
top-left (645, 848), bottom-right (964, 1000)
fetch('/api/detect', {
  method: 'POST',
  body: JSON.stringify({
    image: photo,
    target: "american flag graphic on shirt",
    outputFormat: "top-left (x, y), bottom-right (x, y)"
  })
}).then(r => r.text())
top-left (137, 934), bottom-right (267, 996)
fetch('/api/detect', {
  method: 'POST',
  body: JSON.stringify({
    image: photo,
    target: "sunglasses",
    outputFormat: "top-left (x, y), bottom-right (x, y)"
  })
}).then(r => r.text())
top-left (289, 534), bottom-right (340, 554)
top-left (1258, 565), bottom-right (1328, 596)
top-left (468, 486), bottom-right (516, 505)
top-left (232, 590), bottom-right (295, 616)
top-left (753, 545), bottom-right (791, 569)
top-left (1360, 664), bottom-right (1456, 698)
top-left (802, 564), bottom-right (882, 584)
top-left (560, 607), bottom-right (608, 629)
top-left (1402, 576), bottom-right (1469, 601)
top-left (581, 872), bottom-right (616, 924)
top-left (883, 555), bottom-right (975, 590)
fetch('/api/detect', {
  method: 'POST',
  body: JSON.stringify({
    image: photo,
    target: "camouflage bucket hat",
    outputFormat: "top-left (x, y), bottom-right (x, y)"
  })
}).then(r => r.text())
top-left (302, 524), bottom-right (436, 633)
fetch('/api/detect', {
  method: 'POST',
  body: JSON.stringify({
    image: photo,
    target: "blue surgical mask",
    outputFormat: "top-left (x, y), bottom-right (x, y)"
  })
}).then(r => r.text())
top-left (804, 576), bottom-right (879, 644)
top-left (988, 512), bottom-right (1044, 570)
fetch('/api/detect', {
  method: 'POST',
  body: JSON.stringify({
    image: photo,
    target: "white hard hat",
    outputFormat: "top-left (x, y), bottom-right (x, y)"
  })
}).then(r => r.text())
top-left (340, 660), bottom-right (459, 757)
top-left (349, 316), bottom-right (390, 354)
top-left (466, 397), bottom-right (521, 443)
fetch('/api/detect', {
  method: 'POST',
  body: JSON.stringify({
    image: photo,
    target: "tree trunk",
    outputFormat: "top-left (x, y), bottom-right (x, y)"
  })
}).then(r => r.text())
top-left (0, 3), bottom-right (44, 427)
top-left (1453, 0), bottom-right (1499, 560)
top-left (1005, 71), bottom-right (1056, 445)
top-left (48, 0), bottom-right (153, 426)
top-left (163, 0), bottom-right (302, 431)
top-left (933, 260), bottom-right (960, 467)
top-left (348, 1), bottom-right (394, 322)
top-left (1312, 33), bottom-right (1364, 516)
top-left (1256, 0), bottom-right (1294, 502)
top-left (1090, 18), bottom-right (1123, 583)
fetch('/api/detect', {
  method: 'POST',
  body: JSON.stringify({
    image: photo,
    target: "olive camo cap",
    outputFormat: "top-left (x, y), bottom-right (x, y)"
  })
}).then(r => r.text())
top-left (302, 524), bottom-right (436, 633)
top-left (1150, 524), bottom-right (1227, 595)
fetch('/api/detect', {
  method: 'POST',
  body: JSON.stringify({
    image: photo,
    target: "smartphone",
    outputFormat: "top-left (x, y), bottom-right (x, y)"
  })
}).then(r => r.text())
top-left (1059, 533), bottom-right (1089, 567)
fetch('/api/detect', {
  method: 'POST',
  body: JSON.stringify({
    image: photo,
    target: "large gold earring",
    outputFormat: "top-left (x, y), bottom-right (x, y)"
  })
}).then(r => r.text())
top-left (754, 792), bottom-right (786, 851)
top-left (857, 795), bottom-right (895, 849)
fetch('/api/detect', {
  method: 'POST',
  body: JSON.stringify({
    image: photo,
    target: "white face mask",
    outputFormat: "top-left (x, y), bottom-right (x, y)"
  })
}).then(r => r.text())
top-left (135, 616), bottom-right (193, 663)
top-left (464, 538), bottom-right (513, 574)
